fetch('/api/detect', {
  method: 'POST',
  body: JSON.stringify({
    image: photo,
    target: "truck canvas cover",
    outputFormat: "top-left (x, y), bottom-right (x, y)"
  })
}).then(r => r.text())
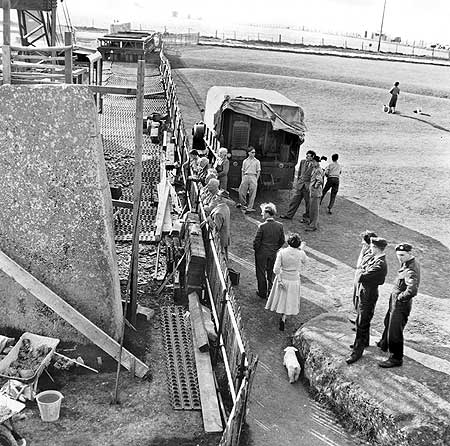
top-left (205, 86), bottom-right (306, 138)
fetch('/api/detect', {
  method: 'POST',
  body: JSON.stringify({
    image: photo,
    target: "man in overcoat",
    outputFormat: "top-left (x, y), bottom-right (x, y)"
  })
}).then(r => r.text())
top-left (253, 203), bottom-right (285, 299)
top-left (347, 237), bottom-right (388, 364)
top-left (378, 243), bottom-right (420, 368)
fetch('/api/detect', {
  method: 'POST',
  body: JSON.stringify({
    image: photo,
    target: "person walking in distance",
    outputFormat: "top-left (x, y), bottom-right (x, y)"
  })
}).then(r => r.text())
top-left (378, 243), bottom-right (420, 368)
top-left (388, 81), bottom-right (400, 114)
top-left (321, 153), bottom-right (342, 214)
top-left (350, 230), bottom-right (378, 324)
top-left (265, 233), bottom-right (308, 331)
top-left (346, 237), bottom-right (388, 365)
top-left (280, 150), bottom-right (316, 221)
top-left (253, 203), bottom-right (285, 300)
top-left (305, 155), bottom-right (324, 232)
top-left (237, 146), bottom-right (260, 213)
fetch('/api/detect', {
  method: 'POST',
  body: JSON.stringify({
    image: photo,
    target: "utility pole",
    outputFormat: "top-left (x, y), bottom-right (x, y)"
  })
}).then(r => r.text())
top-left (377, 0), bottom-right (387, 52)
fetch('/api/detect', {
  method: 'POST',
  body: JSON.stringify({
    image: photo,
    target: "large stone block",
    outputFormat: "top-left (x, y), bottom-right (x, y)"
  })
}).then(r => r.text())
top-left (293, 313), bottom-right (450, 446)
top-left (0, 84), bottom-right (123, 343)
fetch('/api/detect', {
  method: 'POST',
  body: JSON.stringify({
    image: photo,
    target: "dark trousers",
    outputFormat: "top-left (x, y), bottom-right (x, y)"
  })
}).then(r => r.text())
top-left (353, 284), bottom-right (379, 353)
top-left (255, 252), bottom-right (276, 298)
top-left (379, 295), bottom-right (412, 360)
top-left (286, 186), bottom-right (310, 219)
top-left (321, 177), bottom-right (339, 210)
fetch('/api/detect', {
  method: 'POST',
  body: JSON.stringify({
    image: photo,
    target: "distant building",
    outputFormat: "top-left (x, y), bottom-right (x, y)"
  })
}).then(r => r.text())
top-left (391, 36), bottom-right (401, 43)
top-left (98, 31), bottom-right (158, 63)
top-left (372, 32), bottom-right (387, 41)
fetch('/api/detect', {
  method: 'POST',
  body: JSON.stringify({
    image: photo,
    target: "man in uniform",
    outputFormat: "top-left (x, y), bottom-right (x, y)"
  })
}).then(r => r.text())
top-left (378, 243), bottom-right (420, 368)
top-left (346, 237), bottom-right (388, 364)
top-left (280, 150), bottom-right (316, 222)
top-left (253, 203), bottom-right (285, 300)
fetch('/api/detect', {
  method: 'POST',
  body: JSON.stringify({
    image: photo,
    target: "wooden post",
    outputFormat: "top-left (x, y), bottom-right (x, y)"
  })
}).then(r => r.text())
top-left (2, 0), bottom-right (12, 84)
top-left (128, 60), bottom-right (145, 325)
top-left (64, 32), bottom-right (73, 84)
top-left (50, 6), bottom-right (57, 46)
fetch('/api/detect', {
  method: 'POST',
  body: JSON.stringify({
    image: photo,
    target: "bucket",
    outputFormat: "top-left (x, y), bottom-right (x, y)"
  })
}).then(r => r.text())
top-left (36, 390), bottom-right (63, 422)
top-left (228, 268), bottom-right (240, 286)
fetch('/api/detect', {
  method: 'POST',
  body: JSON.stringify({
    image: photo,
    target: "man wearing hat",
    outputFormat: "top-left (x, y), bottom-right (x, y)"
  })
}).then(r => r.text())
top-left (378, 243), bottom-right (420, 368)
top-left (347, 237), bottom-right (388, 364)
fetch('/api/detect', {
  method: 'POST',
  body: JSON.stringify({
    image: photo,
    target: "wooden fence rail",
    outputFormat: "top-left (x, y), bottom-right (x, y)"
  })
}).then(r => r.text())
top-left (159, 46), bottom-right (256, 446)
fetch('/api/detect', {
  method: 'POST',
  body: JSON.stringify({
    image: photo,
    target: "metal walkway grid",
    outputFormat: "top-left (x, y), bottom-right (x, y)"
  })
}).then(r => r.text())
top-left (160, 305), bottom-right (201, 411)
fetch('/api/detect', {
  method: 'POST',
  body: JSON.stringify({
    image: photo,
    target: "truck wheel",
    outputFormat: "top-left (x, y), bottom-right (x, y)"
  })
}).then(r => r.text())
top-left (0, 425), bottom-right (18, 446)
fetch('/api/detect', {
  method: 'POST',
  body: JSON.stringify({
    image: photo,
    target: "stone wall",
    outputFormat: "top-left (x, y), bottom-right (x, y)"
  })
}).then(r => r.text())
top-left (293, 313), bottom-right (450, 446)
top-left (0, 84), bottom-right (123, 343)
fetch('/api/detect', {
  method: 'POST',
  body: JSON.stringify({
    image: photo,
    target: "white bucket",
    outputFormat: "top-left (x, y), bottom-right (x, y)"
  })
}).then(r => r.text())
top-left (36, 390), bottom-right (63, 422)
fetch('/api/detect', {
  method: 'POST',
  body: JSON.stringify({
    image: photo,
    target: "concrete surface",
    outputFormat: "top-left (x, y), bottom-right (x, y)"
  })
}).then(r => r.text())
top-left (0, 84), bottom-right (122, 343)
top-left (293, 313), bottom-right (450, 446)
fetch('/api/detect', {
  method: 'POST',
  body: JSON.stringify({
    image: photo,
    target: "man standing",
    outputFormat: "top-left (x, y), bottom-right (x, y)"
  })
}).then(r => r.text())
top-left (208, 190), bottom-right (232, 262)
top-left (346, 237), bottom-right (388, 365)
top-left (280, 150), bottom-right (315, 221)
top-left (350, 230), bottom-right (378, 323)
top-left (253, 203), bottom-right (285, 299)
top-left (305, 155), bottom-right (324, 232)
top-left (378, 243), bottom-right (420, 368)
top-left (321, 153), bottom-right (342, 214)
top-left (237, 146), bottom-right (261, 213)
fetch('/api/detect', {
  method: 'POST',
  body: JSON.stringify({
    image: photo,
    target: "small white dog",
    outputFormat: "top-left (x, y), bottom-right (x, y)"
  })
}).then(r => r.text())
top-left (283, 346), bottom-right (301, 383)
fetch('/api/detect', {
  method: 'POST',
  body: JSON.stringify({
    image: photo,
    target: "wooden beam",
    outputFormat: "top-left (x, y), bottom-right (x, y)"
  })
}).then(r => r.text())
top-left (192, 327), bottom-right (222, 433)
top-left (0, 249), bottom-right (149, 378)
top-left (154, 181), bottom-right (169, 242)
top-left (64, 32), bottom-right (72, 84)
top-left (188, 292), bottom-right (209, 352)
top-left (89, 85), bottom-right (137, 96)
top-left (2, 0), bottom-right (11, 84)
top-left (10, 44), bottom-right (71, 52)
top-left (112, 199), bottom-right (133, 209)
top-left (2, 0), bottom-right (11, 46)
top-left (11, 54), bottom-right (65, 61)
top-left (129, 60), bottom-right (145, 326)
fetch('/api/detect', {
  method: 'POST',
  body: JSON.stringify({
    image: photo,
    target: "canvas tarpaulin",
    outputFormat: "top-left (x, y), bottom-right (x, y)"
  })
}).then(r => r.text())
top-left (204, 86), bottom-right (306, 138)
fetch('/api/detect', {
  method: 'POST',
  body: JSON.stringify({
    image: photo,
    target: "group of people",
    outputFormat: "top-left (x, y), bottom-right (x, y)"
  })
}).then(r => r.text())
top-left (253, 207), bottom-right (421, 369)
top-left (348, 230), bottom-right (420, 368)
top-left (184, 134), bottom-right (419, 369)
top-left (184, 147), bottom-right (232, 261)
top-left (279, 149), bottom-right (342, 231)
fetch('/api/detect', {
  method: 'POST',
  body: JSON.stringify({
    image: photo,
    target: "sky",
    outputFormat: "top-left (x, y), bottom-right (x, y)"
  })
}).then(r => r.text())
top-left (66, 0), bottom-right (449, 44)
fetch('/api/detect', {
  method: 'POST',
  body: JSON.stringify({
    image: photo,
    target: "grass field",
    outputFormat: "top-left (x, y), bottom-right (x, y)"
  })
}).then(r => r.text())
top-left (169, 45), bottom-right (450, 250)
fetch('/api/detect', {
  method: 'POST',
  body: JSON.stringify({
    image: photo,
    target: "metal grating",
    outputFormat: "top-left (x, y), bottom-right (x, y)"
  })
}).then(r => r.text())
top-left (99, 62), bottom-right (168, 243)
top-left (160, 306), bottom-right (201, 410)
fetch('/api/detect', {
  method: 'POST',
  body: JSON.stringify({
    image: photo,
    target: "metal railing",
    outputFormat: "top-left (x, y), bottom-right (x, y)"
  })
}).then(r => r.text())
top-left (159, 42), bottom-right (257, 446)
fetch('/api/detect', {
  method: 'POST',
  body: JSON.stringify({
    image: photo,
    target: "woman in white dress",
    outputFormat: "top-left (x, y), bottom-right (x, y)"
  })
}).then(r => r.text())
top-left (265, 233), bottom-right (307, 331)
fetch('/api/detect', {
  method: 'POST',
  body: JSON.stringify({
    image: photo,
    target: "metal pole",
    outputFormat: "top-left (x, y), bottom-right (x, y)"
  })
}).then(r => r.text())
top-left (377, 0), bottom-right (387, 52)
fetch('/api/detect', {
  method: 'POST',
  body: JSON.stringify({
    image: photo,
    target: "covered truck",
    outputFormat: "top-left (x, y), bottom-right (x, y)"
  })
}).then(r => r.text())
top-left (204, 86), bottom-right (306, 189)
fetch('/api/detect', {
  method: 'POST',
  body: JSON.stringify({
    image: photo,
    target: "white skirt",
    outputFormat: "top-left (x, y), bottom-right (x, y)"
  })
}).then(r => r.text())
top-left (265, 273), bottom-right (301, 316)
